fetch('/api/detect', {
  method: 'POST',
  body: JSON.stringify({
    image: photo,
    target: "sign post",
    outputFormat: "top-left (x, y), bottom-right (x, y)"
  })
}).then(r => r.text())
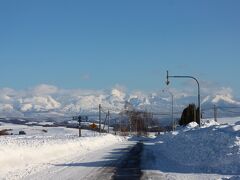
top-left (78, 116), bottom-right (81, 137)
top-left (73, 115), bottom-right (88, 137)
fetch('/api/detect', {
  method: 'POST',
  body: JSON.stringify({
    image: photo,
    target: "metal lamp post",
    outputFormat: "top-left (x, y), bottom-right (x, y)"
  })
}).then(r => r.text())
top-left (162, 89), bottom-right (174, 131)
top-left (166, 71), bottom-right (201, 126)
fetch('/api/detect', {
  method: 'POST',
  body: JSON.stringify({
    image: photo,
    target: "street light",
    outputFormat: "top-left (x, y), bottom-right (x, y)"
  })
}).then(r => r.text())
top-left (162, 89), bottom-right (174, 131)
top-left (166, 70), bottom-right (201, 126)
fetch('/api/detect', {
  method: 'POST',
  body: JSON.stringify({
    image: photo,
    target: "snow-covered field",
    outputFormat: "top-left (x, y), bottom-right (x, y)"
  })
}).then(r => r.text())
top-left (212, 117), bottom-right (240, 125)
top-left (0, 123), bottom-right (127, 180)
top-left (1, 117), bottom-right (240, 180)
top-left (142, 119), bottom-right (240, 180)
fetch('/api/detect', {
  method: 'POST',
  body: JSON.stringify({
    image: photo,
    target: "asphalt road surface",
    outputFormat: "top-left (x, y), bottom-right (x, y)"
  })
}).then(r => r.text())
top-left (23, 141), bottom-right (143, 180)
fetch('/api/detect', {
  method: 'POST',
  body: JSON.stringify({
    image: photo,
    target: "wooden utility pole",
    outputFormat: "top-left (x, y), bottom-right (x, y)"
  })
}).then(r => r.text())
top-left (99, 104), bottom-right (102, 134)
top-left (78, 116), bottom-right (81, 137)
top-left (115, 118), bottom-right (117, 135)
top-left (214, 105), bottom-right (217, 122)
top-left (107, 110), bottom-right (110, 133)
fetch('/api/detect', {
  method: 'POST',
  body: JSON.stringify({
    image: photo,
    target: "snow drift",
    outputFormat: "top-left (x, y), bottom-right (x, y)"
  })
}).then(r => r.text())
top-left (145, 120), bottom-right (240, 175)
top-left (0, 131), bottom-right (125, 179)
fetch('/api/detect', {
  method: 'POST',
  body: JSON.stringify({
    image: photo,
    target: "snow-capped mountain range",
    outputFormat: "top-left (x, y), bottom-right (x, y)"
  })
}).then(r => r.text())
top-left (0, 84), bottom-right (240, 118)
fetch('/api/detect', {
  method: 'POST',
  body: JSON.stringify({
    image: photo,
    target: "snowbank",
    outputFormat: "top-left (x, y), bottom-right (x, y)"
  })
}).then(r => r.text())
top-left (147, 119), bottom-right (240, 175)
top-left (0, 130), bottom-right (125, 179)
top-left (204, 117), bottom-right (240, 125)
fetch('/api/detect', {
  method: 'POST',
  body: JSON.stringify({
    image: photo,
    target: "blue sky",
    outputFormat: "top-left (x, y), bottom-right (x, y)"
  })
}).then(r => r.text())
top-left (0, 0), bottom-right (240, 94)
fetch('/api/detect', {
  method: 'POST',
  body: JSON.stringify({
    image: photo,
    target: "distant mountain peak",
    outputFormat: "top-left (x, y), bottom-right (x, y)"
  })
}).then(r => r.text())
top-left (212, 94), bottom-right (240, 105)
top-left (0, 85), bottom-right (240, 118)
top-left (111, 88), bottom-right (125, 99)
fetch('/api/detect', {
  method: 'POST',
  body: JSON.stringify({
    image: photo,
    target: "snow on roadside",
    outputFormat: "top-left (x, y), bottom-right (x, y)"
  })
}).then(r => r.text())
top-left (143, 119), bottom-right (240, 178)
top-left (0, 129), bottom-right (125, 179)
top-left (203, 117), bottom-right (240, 125)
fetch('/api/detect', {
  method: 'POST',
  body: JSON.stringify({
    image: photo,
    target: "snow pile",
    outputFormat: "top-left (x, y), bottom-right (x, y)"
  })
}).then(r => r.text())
top-left (185, 121), bottom-right (199, 129)
top-left (0, 131), bottom-right (125, 179)
top-left (151, 119), bottom-right (240, 175)
top-left (207, 117), bottom-right (240, 126)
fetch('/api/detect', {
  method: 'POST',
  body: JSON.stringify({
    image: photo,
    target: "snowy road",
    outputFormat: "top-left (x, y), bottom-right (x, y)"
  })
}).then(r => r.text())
top-left (1, 119), bottom-right (240, 180)
top-left (23, 141), bottom-right (136, 180)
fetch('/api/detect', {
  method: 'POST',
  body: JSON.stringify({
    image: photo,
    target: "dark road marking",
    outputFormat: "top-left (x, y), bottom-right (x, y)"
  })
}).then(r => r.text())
top-left (113, 142), bottom-right (143, 180)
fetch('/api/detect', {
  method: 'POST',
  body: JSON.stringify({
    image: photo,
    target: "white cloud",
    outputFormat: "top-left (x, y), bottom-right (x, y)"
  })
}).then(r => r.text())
top-left (171, 80), bottom-right (235, 98)
top-left (30, 84), bottom-right (59, 95)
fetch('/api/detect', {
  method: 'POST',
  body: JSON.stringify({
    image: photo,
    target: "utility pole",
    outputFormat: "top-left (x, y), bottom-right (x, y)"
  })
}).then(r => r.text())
top-left (146, 111), bottom-right (149, 134)
top-left (214, 105), bottom-right (217, 122)
top-left (171, 96), bottom-right (174, 131)
top-left (99, 104), bottom-right (102, 134)
top-left (78, 116), bottom-right (81, 137)
top-left (115, 118), bottom-right (117, 135)
top-left (129, 111), bottom-right (132, 135)
top-left (107, 110), bottom-right (110, 133)
top-left (162, 89), bottom-right (174, 131)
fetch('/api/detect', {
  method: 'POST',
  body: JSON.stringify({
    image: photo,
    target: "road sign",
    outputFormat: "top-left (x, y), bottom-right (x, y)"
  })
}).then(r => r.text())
top-left (89, 123), bottom-right (97, 129)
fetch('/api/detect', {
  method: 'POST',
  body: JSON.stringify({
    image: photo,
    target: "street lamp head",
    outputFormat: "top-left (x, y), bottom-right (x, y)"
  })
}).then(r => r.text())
top-left (166, 80), bottom-right (170, 85)
top-left (166, 70), bottom-right (170, 85)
